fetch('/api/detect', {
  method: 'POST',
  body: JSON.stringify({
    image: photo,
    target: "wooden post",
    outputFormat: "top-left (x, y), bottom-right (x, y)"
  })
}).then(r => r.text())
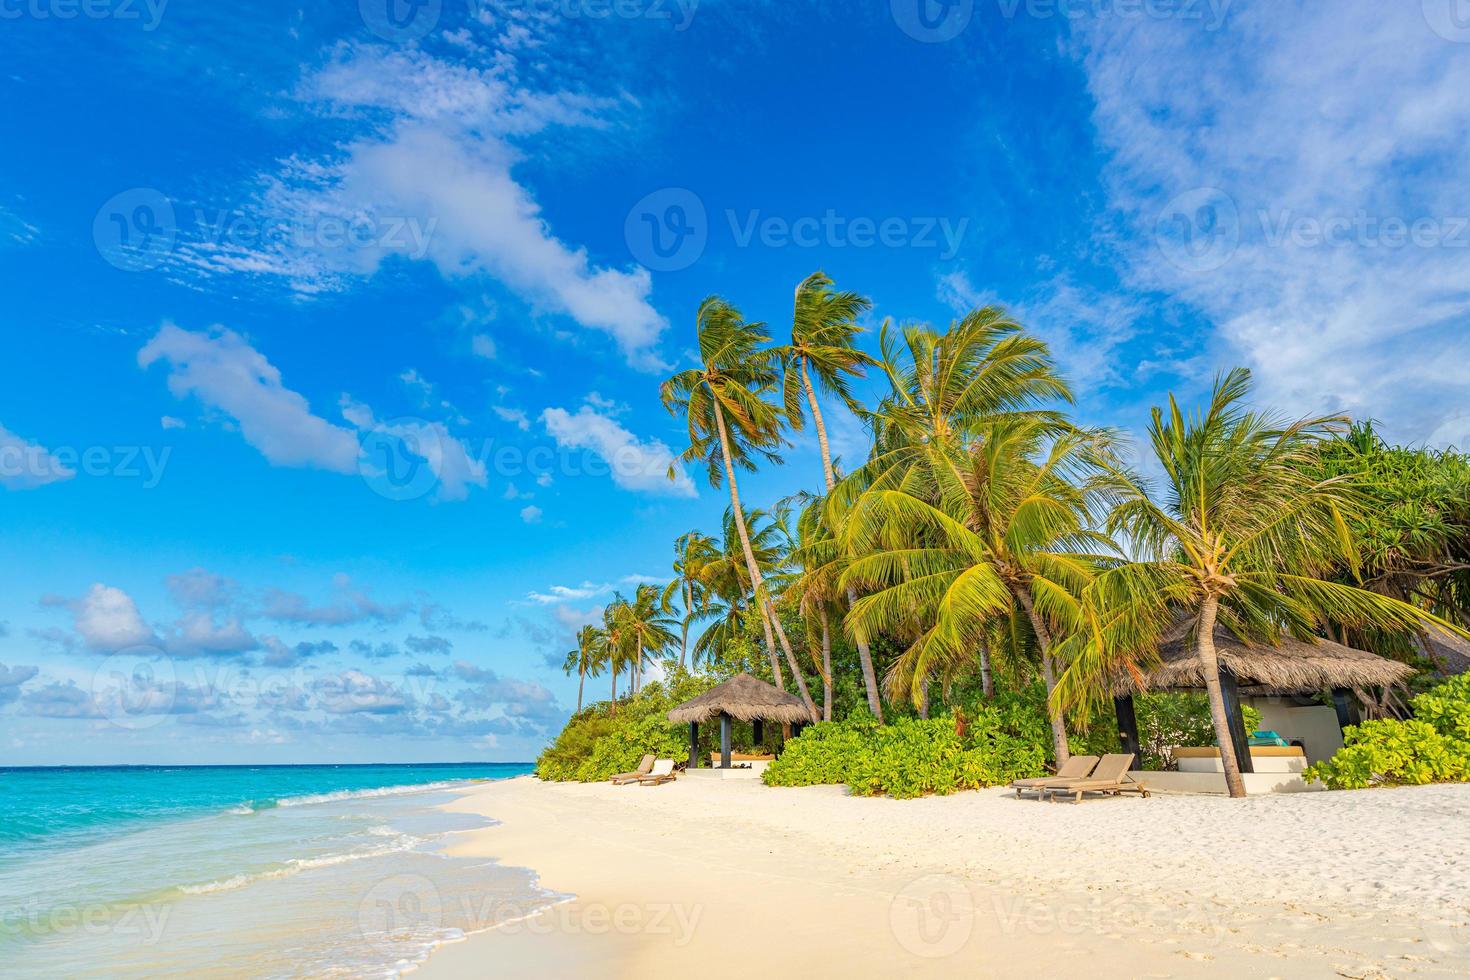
top-left (719, 712), bottom-right (732, 769)
top-left (688, 721), bottom-right (699, 769)
top-left (1113, 695), bottom-right (1141, 763)
top-left (1218, 666), bottom-right (1254, 774)
top-left (1331, 688), bottom-right (1361, 736)
top-left (752, 718), bottom-right (764, 749)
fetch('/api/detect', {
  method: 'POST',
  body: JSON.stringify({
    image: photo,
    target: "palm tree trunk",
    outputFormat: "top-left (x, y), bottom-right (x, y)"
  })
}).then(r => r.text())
top-left (1197, 596), bottom-right (1248, 798)
top-left (802, 362), bottom-right (884, 723)
top-left (679, 581), bottom-right (692, 669)
top-left (821, 610), bottom-right (833, 722)
top-left (610, 661), bottom-right (617, 717)
top-left (635, 638), bottom-right (643, 695)
top-left (978, 637), bottom-right (994, 700)
top-left (576, 663), bottom-right (585, 713)
top-left (1013, 586), bottom-right (1071, 764)
top-left (918, 682), bottom-right (930, 720)
top-left (711, 398), bottom-right (821, 720)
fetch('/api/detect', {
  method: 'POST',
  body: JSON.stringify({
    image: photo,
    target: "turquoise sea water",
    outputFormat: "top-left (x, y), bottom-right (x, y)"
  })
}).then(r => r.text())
top-left (0, 764), bottom-right (557, 977)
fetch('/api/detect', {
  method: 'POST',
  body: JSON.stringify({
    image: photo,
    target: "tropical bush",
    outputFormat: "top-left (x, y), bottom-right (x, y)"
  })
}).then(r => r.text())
top-left (535, 671), bottom-right (716, 782)
top-left (1305, 676), bottom-right (1470, 789)
top-left (763, 711), bottom-right (1045, 799)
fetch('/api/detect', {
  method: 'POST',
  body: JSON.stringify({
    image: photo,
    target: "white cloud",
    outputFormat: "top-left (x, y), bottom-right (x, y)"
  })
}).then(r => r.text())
top-left (139, 324), bottom-right (360, 473)
top-left (471, 333), bottom-right (497, 359)
top-left (160, 416), bottom-right (187, 430)
top-left (520, 504), bottom-right (543, 524)
top-left (541, 405), bottom-right (696, 497)
top-left (526, 582), bottom-right (608, 604)
top-left (0, 423), bottom-right (74, 490)
top-left (49, 584), bottom-right (157, 653)
top-left (1073, 2), bottom-right (1470, 445)
top-left (341, 397), bottom-right (487, 501)
top-left (493, 405), bottom-right (531, 431)
top-left (179, 42), bottom-right (667, 366)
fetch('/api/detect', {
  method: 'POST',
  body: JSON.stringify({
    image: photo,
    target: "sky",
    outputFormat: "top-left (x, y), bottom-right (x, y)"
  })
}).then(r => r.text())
top-left (1, 0), bottom-right (1467, 765)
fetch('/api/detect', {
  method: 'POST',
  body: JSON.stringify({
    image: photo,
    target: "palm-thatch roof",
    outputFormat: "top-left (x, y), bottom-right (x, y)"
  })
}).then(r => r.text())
top-left (667, 673), bottom-right (811, 725)
top-left (1112, 621), bottom-right (1415, 697)
top-left (1421, 627), bottom-right (1470, 676)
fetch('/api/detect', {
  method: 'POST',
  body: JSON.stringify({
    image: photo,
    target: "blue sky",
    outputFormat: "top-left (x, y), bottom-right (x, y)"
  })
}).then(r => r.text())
top-left (2, 1), bottom-right (1468, 764)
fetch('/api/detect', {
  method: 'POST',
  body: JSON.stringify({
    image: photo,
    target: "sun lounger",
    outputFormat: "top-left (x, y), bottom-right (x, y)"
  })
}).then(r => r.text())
top-left (1011, 755), bottom-right (1099, 798)
top-left (610, 755), bottom-right (655, 785)
top-left (637, 759), bottom-right (677, 786)
top-left (1042, 753), bottom-right (1149, 802)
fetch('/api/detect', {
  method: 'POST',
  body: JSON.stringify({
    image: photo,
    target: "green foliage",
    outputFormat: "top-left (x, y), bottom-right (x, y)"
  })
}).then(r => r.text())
top-left (535, 669), bottom-right (716, 782)
top-left (1305, 675), bottom-right (1470, 789)
top-left (763, 710), bottom-right (1045, 799)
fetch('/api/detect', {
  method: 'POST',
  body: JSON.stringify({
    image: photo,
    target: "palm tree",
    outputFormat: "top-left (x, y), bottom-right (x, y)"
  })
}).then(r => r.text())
top-left (619, 583), bottom-right (680, 693)
top-left (1065, 369), bottom-right (1462, 798)
top-left (691, 507), bottom-right (792, 673)
top-left (662, 297), bottom-right (820, 721)
top-left (562, 624), bottom-right (605, 713)
top-left (662, 531), bottom-right (717, 668)
top-left (783, 272), bottom-right (886, 721)
top-left (841, 419), bottom-right (1116, 764)
top-left (601, 600), bottom-right (626, 716)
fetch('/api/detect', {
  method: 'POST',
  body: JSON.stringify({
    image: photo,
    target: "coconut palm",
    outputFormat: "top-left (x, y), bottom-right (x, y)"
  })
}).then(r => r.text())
top-left (562, 624), bottom-right (605, 713)
top-left (618, 583), bottom-right (680, 693)
top-left (1064, 369), bottom-right (1462, 797)
top-left (691, 507), bottom-right (791, 672)
top-left (662, 530), bottom-right (718, 668)
top-left (841, 419), bottom-right (1117, 763)
top-left (601, 600), bottom-right (626, 716)
top-left (662, 297), bottom-right (820, 721)
top-left (782, 272), bottom-right (886, 721)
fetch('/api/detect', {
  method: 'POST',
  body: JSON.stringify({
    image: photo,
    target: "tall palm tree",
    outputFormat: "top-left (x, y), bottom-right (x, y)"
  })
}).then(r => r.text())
top-left (562, 624), bottom-right (605, 713)
top-left (601, 600), bottom-right (626, 716)
top-left (841, 419), bottom-right (1116, 764)
top-left (619, 583), bottom-right (680, 693)
top-left (662, 297), bottom-right (820, 721)
top-left (692, 507), bottom-right (792, 673)
top-left (783, 272), bottom-right (886, 721)
top-left (662, 530), bottom-right (717, 668)
top-left (1065, 369), bottom-right (1462, 798)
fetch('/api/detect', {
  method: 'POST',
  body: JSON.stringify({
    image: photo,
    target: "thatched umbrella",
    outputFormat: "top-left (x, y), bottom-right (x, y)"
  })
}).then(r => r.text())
top-left (668, 673), bottom-right (810, 768)
top-left (1109, 621), bottom-right (1415, 773)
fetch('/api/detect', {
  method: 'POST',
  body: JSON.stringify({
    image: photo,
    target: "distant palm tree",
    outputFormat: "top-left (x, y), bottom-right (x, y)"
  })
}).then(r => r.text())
top-left (783, 272), bottom-right (885, 721)
top-left (692, 507), bottom-right (790, 671)
top-left (619, 583), bottom-right (680, 693)
top-left (662, 297), bottom-right (820, 721)
top-left (601, 601), bottom-right (626, 716)
top-left (562, 624), bottom-right (604, 713)
top-left (662, 530), bottom-right (717, 668)
top-left (1066, 369), bottom-right (1462, 797)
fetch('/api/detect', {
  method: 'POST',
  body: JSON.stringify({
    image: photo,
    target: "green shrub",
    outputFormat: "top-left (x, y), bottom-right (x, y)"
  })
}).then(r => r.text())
top-left (763, 711), bottom-right (1045, 799)
top-left (1305, 675), bottom-right (1470, 789)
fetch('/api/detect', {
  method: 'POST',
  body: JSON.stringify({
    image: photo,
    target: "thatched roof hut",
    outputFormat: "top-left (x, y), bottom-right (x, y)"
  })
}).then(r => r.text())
top-left (1112, 622), bottom-right (1415, 697)
top-left (668, 673), bottom-right (811, 725)
top-left (1421, 627), bottom-right (1470, 676)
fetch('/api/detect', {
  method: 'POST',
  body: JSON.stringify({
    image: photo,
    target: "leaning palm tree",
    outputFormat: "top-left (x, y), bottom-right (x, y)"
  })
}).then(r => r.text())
top-left (782, 272), bottom-right (886, 720)
top-left (841, 419), bottom-right (1117, 764)
top-left (1063, 369), bottom-right (1463, 798)
top-left (662, 297), bottom-right (820, 721)
top-left (662, 530), bottom-right (718, 668)
top-left (619, 583), bottom-right (680, 693)
top-left (601, 600), bottom-right (626, 716)
top-left (562, 624), bottom-right (605, 713)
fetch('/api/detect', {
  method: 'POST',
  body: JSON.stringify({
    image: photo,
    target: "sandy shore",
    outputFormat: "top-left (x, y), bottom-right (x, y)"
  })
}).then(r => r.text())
top-left (418, 776), bottom-right (1470, 979)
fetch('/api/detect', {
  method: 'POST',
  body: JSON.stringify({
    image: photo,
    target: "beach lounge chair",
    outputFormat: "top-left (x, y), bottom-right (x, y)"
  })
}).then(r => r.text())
top-left (1010, 755), bottom-right (1099, 798)
top-left (637, 759), bottom-right (677, 786)
top-left (1042, 753), bottom-right (1149, 803)
top-left (609, 755), bottom-right (655, 785)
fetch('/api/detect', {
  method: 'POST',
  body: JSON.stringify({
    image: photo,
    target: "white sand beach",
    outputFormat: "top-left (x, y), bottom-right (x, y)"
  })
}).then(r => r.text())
top-left (419, 776), bottom-right (1470, 978)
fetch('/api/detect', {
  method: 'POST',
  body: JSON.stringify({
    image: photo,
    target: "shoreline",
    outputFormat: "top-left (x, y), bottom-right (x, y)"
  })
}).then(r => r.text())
top-left (416, 775), bottom-right (1470, 978)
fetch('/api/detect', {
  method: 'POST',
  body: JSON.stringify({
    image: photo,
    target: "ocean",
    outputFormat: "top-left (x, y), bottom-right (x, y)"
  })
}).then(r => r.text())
top-left (0, 763), bottom-right (560, 977)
